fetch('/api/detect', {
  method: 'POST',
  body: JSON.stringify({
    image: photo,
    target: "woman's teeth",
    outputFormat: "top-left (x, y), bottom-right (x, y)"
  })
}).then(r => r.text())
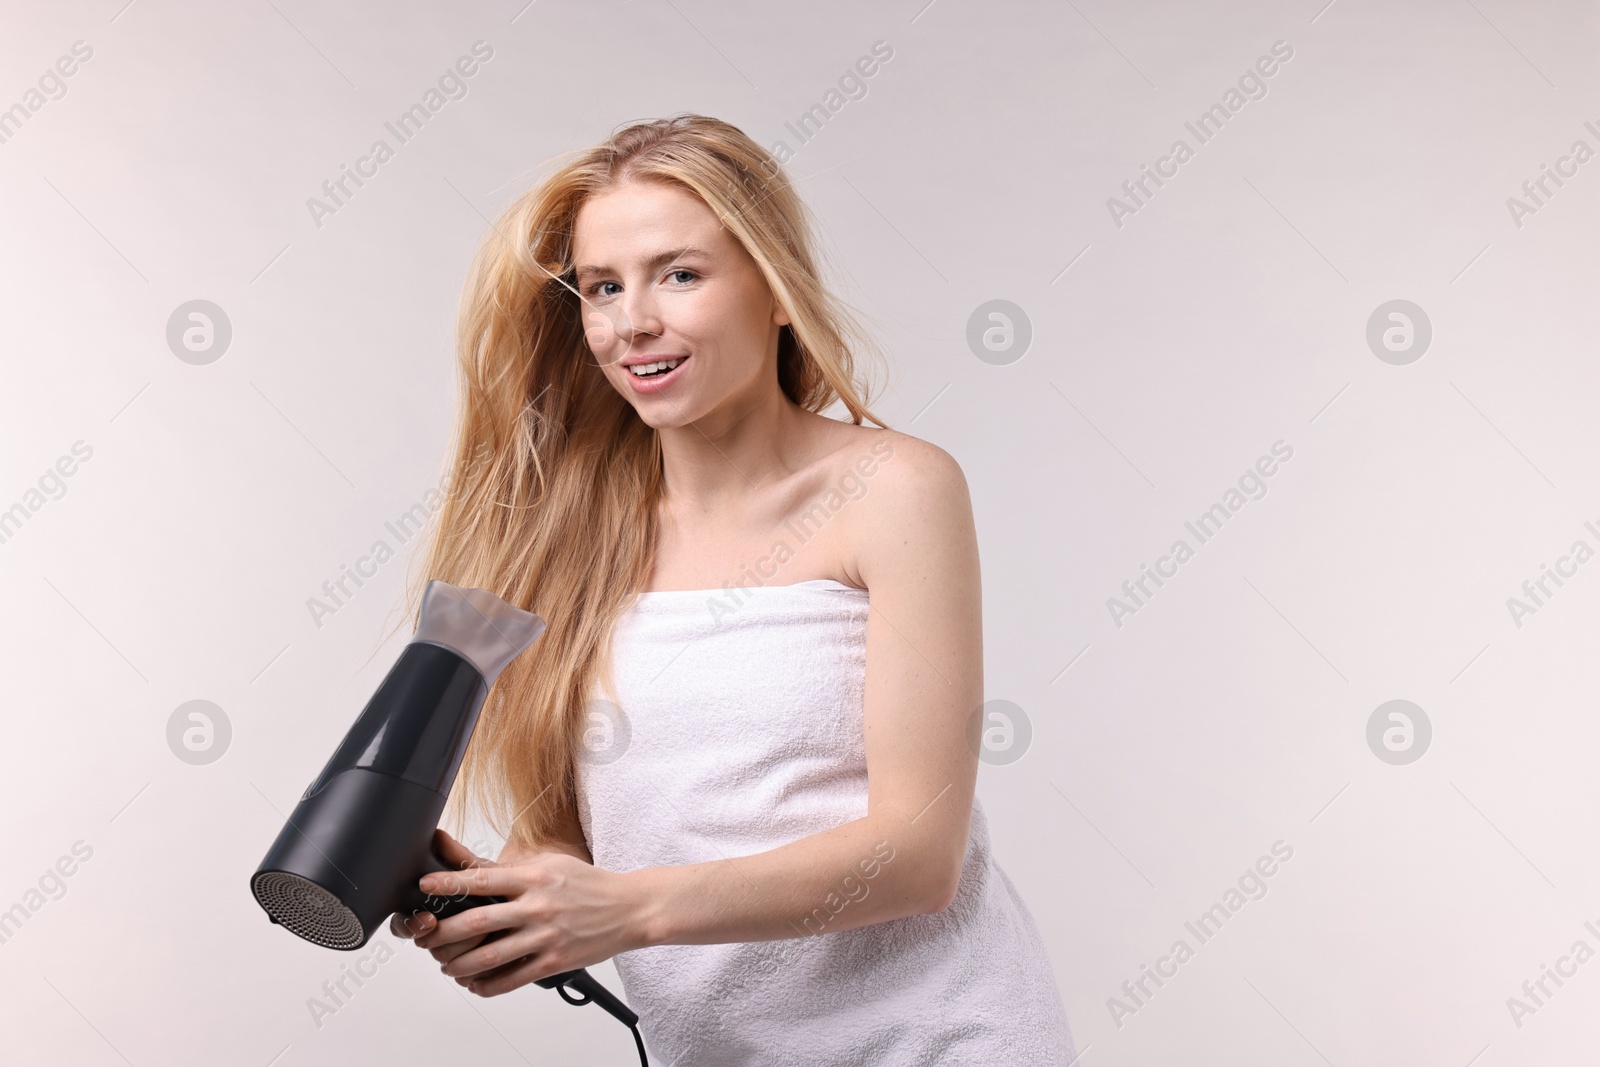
top-left (629, 357), bottom-right (685, 378)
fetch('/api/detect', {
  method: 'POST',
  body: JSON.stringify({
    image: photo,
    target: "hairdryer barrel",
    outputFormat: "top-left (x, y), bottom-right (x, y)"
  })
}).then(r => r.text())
top-left (251, 580), bottom-right (547, 947)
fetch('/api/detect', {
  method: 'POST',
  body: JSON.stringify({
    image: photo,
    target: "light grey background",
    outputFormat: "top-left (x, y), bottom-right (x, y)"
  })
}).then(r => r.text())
top-left (2, 0), bottom-right (1597, 1063)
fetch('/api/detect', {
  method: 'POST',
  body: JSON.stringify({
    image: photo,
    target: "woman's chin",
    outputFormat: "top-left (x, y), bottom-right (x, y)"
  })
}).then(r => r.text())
top-left (631, 402), bottom-right (697, 430)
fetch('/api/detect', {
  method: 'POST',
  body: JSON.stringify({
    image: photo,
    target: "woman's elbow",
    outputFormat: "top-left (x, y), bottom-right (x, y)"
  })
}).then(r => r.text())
top-left (918, 859), bottom-right (963, 914)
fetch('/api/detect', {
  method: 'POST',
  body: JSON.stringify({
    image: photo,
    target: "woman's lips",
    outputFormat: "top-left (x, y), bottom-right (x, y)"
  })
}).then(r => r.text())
top-left (624, 355), bottom-right (690, 395)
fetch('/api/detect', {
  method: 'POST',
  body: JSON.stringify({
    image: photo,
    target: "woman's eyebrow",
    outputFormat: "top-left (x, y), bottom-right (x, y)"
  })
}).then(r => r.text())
top-left (575, 245), bottom-right (712, 283)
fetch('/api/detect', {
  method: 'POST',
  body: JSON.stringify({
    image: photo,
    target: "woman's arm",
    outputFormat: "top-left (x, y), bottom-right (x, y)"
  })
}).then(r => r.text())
top-left (499, 797), bottom-right (594, 865)
top-left (631, 434), bottom-right (983, 947)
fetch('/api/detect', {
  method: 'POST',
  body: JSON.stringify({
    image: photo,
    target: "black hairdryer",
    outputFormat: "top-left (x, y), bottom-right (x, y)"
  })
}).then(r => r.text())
top-left (250, 580), bottom-right (647, 1065)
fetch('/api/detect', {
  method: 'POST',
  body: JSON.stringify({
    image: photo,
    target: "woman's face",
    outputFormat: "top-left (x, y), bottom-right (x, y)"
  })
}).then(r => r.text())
top-left (571, 178), bottom-right (790, 428)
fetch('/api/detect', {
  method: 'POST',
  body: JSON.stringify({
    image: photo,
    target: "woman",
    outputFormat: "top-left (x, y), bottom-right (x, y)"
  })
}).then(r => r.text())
top-left (389, 114), bottom-right (1077, 1065)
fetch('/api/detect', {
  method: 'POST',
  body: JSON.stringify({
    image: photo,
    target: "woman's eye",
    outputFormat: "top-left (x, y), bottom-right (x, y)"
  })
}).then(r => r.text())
top-left (584, 271), bottom-right (693, 297)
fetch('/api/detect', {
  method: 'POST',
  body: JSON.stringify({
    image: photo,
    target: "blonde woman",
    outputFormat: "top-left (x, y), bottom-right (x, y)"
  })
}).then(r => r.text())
top-left (390, 114), bottom-right (1077, 1065)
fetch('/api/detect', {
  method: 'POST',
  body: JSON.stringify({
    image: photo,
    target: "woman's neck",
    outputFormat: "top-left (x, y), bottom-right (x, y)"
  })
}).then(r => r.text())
top-left (656, 389), bottom-right (816, 513)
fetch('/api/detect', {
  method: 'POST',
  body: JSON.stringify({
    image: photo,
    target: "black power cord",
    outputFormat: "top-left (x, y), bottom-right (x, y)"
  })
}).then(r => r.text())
top-left (420, 894), bottom-right (649, 1066)
top-left (541, 968), bottom-right (648, 1065)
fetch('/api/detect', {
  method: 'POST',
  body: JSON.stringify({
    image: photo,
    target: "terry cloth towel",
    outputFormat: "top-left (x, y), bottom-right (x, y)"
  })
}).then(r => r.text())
top-left (575, 578), bottom-right (1078, 1066)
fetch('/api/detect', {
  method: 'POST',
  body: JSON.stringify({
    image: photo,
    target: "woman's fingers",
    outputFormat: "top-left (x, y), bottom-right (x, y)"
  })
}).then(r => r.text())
top-left (460, 949), bottom-right (565, 998)
top-left (441, 926), bottom-right (551, 982)
top-left (414, 900), bottom-right (523, 950)
top-left (420, 860), bottom-right (533, 899)
top-left (391, 909), bottom-right (491, 964)
top-left (390, 909), bottom-right (434, 940)
top-left (415, 831), bottom-right (512, 904)
top-left (427, 932), bottom-right (487, 965)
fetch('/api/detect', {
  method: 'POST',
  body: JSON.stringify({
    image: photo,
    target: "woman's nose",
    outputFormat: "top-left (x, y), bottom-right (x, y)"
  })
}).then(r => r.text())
top-left (616, 289), bottom-right (663, 342)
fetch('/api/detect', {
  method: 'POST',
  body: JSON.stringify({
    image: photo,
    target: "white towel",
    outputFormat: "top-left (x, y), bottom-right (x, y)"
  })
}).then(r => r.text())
top-left (575, 579), bottom-right (1078, 1066)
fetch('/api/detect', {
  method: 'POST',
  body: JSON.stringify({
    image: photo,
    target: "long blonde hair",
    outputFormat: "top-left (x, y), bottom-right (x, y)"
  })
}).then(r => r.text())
top-left (396, 114), bottom-right (891, 854)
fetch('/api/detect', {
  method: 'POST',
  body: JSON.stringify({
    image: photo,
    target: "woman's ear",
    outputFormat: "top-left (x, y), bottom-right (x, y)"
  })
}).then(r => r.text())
top-left (772, 297), bottom-right (791, 328)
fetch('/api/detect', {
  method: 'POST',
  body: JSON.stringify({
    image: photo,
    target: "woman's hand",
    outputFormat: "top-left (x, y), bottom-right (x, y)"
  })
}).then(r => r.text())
top-left (389, 829), bottom-right (654, 997)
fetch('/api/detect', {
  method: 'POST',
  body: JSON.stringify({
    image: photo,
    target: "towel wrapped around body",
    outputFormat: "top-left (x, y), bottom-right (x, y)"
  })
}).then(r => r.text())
top-left (575, 578), bottom-right (1078, 1066)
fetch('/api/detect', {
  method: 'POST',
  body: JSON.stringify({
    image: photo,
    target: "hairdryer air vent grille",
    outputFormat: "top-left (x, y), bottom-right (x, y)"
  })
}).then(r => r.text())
top-left (252, 871), bottom-right (365, 949)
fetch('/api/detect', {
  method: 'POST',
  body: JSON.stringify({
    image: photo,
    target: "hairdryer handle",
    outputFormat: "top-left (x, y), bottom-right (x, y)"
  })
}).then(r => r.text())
top-left (536, 969), bottom-right (640, 1028)
top-left (406, 846), bottom-right (511, 923)
top-left (407, 895), bottom-right (639, 1029)
top-left (403, 856), bottom-right (641, 1032)
top-left (416, 888), bottom-right (509, 920)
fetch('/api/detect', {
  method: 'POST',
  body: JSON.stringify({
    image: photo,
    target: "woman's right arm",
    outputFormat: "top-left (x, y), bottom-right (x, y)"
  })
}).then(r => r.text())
top-left (500, 833), bottom-right (591, 865)
top-left (501, 801), bottom-right (594, 865)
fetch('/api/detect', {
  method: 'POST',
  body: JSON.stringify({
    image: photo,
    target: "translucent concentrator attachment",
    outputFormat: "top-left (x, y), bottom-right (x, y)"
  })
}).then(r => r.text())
top-left (411, 580), bottom-right (547, 685)
top-left (294, 580), bottom-right (547, 803)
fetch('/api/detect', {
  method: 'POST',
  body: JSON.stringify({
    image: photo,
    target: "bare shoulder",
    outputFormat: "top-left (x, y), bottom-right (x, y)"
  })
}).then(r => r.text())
top-left (845, 428), bottom-right (966, 497)
top-left (824, 427), bottom-right (976, 591)
top-left (812, 422), bottom-right (967, 489)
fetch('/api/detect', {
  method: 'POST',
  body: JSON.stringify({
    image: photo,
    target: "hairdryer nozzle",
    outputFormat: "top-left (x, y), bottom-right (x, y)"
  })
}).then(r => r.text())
top-left (250, 870), bottom-right (364, 949)
top-left (413, 579), bottom-right (547, 685)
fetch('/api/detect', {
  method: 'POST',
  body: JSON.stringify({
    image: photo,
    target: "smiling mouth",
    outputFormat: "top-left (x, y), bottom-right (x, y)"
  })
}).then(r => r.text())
top-left (628, 356), bottom-right (688, 379)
